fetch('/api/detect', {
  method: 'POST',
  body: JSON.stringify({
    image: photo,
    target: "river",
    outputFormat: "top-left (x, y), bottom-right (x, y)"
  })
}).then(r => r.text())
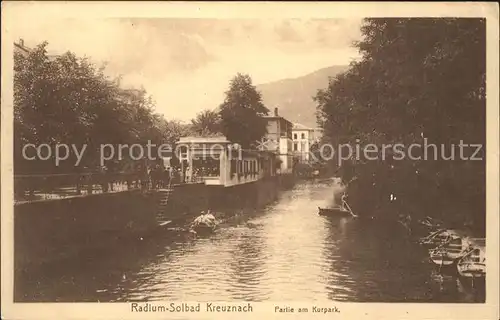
top-left (16, 180), bottom-right (484, 302)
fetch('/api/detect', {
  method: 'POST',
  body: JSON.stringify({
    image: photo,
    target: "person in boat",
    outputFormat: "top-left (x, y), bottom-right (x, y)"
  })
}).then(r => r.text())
top-left (191, 210), bottom-right (217, 229)
top-left (341, 192), bottom-right (348, 211)
top-left (205, 209), bottom-right (216, 222)
top-left (191, 212), bottom-right (204, 227)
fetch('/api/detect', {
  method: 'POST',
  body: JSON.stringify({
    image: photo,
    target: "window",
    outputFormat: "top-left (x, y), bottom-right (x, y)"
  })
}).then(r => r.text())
top-left (301, 133), bottom-right (305, 139)
top-left (192, 158), bottom-right (220, 177)
top-left (294, 142), bottom-right (298, 151)
top-left (179, 145), bottom-right (188, 159)
top-left (230, 159), bottom-right (237, 176)
top-left (293, 133), bottom-right (297, 140)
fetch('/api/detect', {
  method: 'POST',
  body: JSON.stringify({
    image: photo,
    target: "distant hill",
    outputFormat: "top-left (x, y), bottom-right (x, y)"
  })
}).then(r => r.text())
top-left (257, 65), bottom-right (349, 128)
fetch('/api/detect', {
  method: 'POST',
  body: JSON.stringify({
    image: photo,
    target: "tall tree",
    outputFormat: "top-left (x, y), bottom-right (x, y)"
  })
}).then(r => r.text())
top-left (191, 109), bottom-right (221, 136)
top-left (14, 41), bottom-right (184, 174)
top-left (315, 18), bottom-right (486, 233)
top-left (219, 73), bottom-right (269, 148)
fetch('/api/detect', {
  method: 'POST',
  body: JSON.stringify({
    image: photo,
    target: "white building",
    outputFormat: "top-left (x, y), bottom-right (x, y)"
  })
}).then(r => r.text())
top-left (261, 108), bottom-right (294, 174)
top-left (292, 123), bottom-right (323, 163)
top-left (176, 136), bottom-right (277, 187)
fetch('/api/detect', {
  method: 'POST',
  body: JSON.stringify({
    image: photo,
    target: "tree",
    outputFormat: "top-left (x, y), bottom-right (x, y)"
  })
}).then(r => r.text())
top-left (191, 109), bottom-right (221, 136)
top-left (219, 73), bottom-right (269, 148)
top-left (315, 18), bottom-right (486, 233)
top-left (14, 41), bottom-right (183, 174)
top-left (162, 119), bottom-right (192, 153)
top-left (14, 43), bottom-right (121, 172)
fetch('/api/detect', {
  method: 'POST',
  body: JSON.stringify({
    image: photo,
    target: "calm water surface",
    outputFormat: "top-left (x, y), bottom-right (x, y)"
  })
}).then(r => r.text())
top-left (18, 181), bottom-right (484, 302)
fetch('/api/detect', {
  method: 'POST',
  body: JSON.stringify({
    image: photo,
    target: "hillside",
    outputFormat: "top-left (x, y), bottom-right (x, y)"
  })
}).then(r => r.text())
top-left (256, 65), bottom-right (349, 128)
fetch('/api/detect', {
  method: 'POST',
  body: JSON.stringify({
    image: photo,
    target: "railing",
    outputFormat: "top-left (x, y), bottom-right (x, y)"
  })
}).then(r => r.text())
top-left (183, 176), bottom-right (205, 184)
top-left (14, 171), bottom-right (205, 203)
top-left (14, 172), bottom-right (145, 202)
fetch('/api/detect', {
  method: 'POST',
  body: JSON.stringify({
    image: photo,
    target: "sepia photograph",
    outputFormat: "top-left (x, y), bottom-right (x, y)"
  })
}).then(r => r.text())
top-left (1, 2), bottom-right (499, 319)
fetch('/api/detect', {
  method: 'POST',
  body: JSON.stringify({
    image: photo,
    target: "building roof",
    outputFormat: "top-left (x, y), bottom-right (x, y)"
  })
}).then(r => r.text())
top-left (262, 115), bottom-right (293, 126)
top-left (177, 135), bottom-right (231, 144)
top-left (292, 123), bottom-right (314, 131)
top-left (14, 42), bottom-right (31, 54)
top-left (292, 123), bottom-right (325, 132)
top-left (14, 40), bottom-right (59, 61)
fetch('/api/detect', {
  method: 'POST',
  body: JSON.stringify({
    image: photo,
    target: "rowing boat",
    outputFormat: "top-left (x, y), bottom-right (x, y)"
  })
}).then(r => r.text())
top-left (429, 236), bottom-right (471, 267)
top-left (457, 242), bottom-right (486, 289)
top-left (457, 242), bottom-right (486, 278)
top-left (191, 223), bottom-right (216, 236)
top-left (190, 211), bottom-right (217, 235)
top-left (318, 206), bottom-right (354, 217)
top-left (318, 194), bottom-right (358, 218)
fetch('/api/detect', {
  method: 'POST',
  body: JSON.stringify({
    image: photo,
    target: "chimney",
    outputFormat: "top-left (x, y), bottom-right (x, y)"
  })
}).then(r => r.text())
top-left (274, 107), bottom-right (279, 117)
top-left (19, 38), bottom-right (24, 47)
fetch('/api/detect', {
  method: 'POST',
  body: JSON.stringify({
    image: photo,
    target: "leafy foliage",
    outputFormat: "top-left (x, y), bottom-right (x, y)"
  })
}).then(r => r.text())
top-left (219, 73), bottom-right (269, 148)
top-left (14, 42), bottom-right (189, 174)
top-left (190, 109), bottom-right (222, 136)
top-left (315, 18), bottom-right (486, 233)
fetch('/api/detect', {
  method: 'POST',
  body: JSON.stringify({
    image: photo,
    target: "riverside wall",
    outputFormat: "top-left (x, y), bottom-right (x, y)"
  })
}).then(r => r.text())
top-left (14, 190), bottom-right (159, 270)
top-left (14, 174), bottom-right (293, 271)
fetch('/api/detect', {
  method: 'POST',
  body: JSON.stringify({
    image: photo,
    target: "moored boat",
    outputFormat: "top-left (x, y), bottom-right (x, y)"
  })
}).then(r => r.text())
top-left (419, 229), bottom-right (459, 249)
top-left (428, 236), bottom-right (471, 267)
top-left (457, 242), bottom-right (486, 279)
top-left (429, 248), bottom-right (457, 267)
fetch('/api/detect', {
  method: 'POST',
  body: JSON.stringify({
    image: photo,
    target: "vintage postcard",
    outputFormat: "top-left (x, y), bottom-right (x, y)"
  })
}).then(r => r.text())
top-left (1, 1), bottom-right (499, 319)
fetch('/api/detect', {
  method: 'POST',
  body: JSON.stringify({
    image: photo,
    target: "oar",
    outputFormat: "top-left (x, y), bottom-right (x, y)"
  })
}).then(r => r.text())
top-left (343, 200), bottom-right (358, 218)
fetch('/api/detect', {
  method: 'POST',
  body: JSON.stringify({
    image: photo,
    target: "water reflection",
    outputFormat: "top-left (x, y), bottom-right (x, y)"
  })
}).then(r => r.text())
top-left (227, 226), bottom-right (269, 301)
top-left (16, 180), bottom-right (485, 302)
top-left (322, 217), bottom-right (357, 301)
top-left (258, 187), bottom-right (331, 301)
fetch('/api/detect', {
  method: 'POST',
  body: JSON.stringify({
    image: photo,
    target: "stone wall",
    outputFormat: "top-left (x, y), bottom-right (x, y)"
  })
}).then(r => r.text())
top-left (14, 177), bottom-right (288, 270)
top-left (161, 183), bottom-right (209, 226)
top-left (207, 176), bottom-right (280, 211)
top-left (14, 190), bottom-right (158, 269)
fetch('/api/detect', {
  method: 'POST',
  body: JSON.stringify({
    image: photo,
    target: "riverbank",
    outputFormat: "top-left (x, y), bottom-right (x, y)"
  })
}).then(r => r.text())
top-left (14, 175), bottom-right (290, 274)
top-left (14, 180), bottom-right (484, 303)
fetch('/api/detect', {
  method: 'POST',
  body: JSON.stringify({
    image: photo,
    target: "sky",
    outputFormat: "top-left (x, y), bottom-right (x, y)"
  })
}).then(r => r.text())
top-left (12, 18), bottom-right (362, 121)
